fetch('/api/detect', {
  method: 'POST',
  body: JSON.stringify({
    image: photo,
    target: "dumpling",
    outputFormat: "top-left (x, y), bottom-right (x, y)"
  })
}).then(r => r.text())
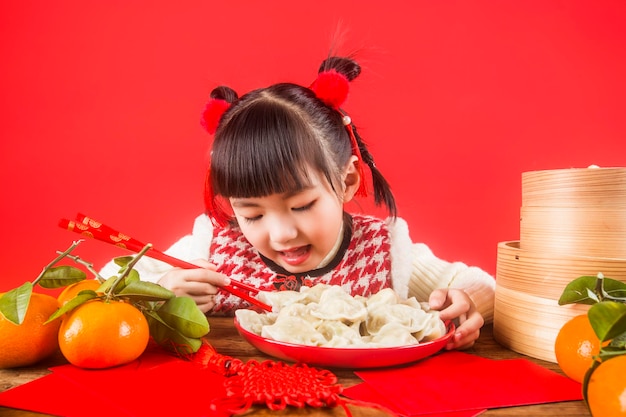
top-left (365, 303), bottom-right (431, 335)
top-left (311, 285), bottom-right (368, 323)
top-left (366, 288), bottom-right (399, 309)
top-left (369, 322), bottom-right (420, 347)
top-left (275, 302), bottom-right (322, 327)
top-left (298, 283), bottom-right (332, 304)
top-left (413, 313), bottom-right (447, 342)
top-left (261, 316), bottom-right (327, 346)
top-left (257, 289), bottom-right (304, 311)
top-left (235, 309), bottom-right (276, 335)
top-left (316, 320), bottom-right (365, 347)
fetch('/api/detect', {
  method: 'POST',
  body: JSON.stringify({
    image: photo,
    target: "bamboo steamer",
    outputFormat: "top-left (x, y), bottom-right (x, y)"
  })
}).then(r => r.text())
top-left (496, 241), bottom-right (626, 301)
top-left (520, 207), bottom-right (626, 258)
top-left (494, 284), bottom-right (589, 362)
top-left (520, 167), bottom-right (626, 258)
top-left (494, 166), bottom-right (626, 363)
top-left (522, 167), bottom-right (626, 207)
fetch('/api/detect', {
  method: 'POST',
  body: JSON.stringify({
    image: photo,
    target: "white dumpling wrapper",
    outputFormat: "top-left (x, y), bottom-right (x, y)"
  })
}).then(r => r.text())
top-left (297, 283), bottom-right (332, 304)
top-left (257, 289), bottom-right (305, 311)
top-left (261, 316), bottom-right (327, 346)
top-left (310, 285), bottom-right (368, 323)
top-left (316, 320), bottom-right (366, 347)
top-left (413, 313), bottom-right (447, 342)
top-left (366, 287), bottom-right (399, 309)
top-left (369, 322), bottom-right (420, 347)
top-left (235, 309), bottom-right (275, 335)
top-left (365, 303), bottom-right (431, 335)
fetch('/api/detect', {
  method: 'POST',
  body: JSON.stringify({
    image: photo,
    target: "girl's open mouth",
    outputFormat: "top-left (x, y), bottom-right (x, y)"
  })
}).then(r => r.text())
top-left (278, 245), bottom-right (311, 266)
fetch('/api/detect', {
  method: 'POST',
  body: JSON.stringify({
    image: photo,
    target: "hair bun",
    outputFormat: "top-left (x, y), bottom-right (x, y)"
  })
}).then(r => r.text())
top-left (318, 56), bottom-right (361, 81)
top-left (210, 86), bottom-right (239, 103)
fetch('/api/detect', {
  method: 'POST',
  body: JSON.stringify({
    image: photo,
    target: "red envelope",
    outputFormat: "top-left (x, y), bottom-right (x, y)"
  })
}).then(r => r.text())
top-left (0, 373), bottom-right (119, 417)
top-left (0, 350), bottom-right (230, 417)
top-left (351, 351), bottom-right (582, 416)
top-left (343, 382), bottom-right (486, 417)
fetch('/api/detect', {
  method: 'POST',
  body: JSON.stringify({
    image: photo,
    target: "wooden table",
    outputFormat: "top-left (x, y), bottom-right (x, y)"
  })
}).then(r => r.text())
top-left (0, 319), bottom-right (590, 417)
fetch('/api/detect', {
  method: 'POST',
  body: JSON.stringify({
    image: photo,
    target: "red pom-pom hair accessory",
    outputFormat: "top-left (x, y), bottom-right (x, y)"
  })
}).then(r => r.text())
top-left (309, 69), bottom-right (349, 110)
top-left (201, 98), bottom-right (231, 135)
top-left (201, 96), bottom-right (233, 226)
top-left (310, 70), bottom-right (367, 198)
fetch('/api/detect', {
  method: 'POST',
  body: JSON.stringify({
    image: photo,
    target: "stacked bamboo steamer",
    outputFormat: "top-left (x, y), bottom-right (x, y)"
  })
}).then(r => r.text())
top-left (493, 166), bottom-right (626, 362)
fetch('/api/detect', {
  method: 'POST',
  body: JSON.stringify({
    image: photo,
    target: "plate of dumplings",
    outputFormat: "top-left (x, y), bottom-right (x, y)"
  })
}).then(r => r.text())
top-left (234, 284), bottom-right (455, 368)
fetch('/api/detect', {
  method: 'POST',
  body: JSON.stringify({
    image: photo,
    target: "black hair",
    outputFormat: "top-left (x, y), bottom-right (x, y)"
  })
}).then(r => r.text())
top-left (205, 56), bottom-right (396, 224)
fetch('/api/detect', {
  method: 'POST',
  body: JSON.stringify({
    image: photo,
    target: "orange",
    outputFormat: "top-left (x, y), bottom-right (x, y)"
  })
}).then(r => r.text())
top-left (587, 355), bottom-right (626, 416)
top-left (0, 292), bottom-right (61, 368)
top-left (57, 279), bottom-right (102, 305)
top-left (554, 314), bottom-right (601, 383)
top-left (58, 299), bottom-right (150, 369)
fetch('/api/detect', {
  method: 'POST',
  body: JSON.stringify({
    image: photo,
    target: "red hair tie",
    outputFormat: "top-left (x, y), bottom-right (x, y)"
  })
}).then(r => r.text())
top-left (201, 98), bottom-right (231, 134)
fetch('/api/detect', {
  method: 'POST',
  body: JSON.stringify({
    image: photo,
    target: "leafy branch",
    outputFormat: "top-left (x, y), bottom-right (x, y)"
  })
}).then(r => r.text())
top-left (559, 272), bottom-right (626, 403)
top-left (0, 241), bottom-right (209, 355)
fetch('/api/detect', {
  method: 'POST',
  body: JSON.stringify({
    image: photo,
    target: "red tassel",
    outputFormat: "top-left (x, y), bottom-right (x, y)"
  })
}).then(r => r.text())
top-left (309, 70), bottom-right (350, 109)
top-left (345, 123), bottom-right (368, 198)
top-left (201, 98), bottom-right (231, 134)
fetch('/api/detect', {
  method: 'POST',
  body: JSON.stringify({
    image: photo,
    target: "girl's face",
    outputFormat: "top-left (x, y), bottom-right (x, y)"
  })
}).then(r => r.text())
top-left (230, 163), bottom-right (358, 273)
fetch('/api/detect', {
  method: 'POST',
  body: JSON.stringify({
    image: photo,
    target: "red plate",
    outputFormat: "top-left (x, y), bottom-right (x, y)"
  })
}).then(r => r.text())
top-left (234, 318), bottom-right (455, 369)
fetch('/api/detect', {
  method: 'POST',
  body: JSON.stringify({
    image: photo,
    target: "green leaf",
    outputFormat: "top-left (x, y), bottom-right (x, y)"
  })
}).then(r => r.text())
top-left (114, 256), bottom-right (134, 267)
top-left (46, 291), bottom-right (99, 323)
top-left (145, 311), bottom-right (203, 355)
top-left (117, 281), bottom-right (175, 301)
top-left (0, 282), bottom-right (33, 325)
top-left (559, 275), bottom-right (626, 305)
top-left (38, 266), bottom-right (86, 289)
top-left (124, 269), bottom-right (140, 285)
top-left (608, 331), bottom-right (626, 349)
top-left (98, 275), bottom-right (121, 294)
top-left (559, 276), bottom-right (599, 305)
top-left (588, 301), bottom-right (626, 342)
top-left (603, 278), bottom-right (626, 302)
top-left (155, 297), bottom-right (209, 338)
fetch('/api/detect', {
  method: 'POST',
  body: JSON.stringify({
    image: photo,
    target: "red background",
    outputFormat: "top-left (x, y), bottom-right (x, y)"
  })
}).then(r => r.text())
top-left (1, 1), bottom-right (625, 293)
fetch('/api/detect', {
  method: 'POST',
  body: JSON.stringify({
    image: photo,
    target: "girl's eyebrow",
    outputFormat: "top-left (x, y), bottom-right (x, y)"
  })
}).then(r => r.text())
top-left (231, 187), bottom-right (315, 207)
top-left (230, 200), bottom-right (260, 208)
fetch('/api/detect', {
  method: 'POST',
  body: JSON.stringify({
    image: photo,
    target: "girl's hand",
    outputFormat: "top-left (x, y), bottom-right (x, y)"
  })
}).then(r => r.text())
top-left (428, 288), bottom-right (484, 350)
top-left (157, 259), bottom-right (230, 313)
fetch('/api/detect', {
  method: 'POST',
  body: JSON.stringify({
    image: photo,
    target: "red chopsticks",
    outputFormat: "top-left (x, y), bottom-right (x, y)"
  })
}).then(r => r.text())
top-left (59, 213), bottom-right (272, 312)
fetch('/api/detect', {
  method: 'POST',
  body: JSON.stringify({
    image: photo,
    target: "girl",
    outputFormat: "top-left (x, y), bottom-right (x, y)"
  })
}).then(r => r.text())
top-left (101, 56), bottom-right (495, 350)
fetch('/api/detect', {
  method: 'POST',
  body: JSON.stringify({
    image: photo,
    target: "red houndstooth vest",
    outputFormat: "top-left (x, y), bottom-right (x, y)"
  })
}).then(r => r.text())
top-left (209, 214), bottom-right (392, 315)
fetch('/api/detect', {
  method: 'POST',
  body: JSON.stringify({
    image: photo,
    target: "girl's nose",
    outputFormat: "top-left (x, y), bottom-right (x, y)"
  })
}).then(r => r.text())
top-left (268, 217), bottom-right (298, 243)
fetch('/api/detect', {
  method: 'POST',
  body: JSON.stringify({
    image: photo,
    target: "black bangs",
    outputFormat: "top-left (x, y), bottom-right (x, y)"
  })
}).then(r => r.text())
top-left (210, 98), bottom-right (332, 198)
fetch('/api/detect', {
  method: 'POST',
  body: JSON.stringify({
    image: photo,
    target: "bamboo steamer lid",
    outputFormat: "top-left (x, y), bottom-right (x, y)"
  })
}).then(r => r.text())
top-left (496, 241), bottom-right (626, 300)
top-left (520, 167), bottom-right (626, 258)
top-left (493, 284), bottom-right (589, 363)
top-left (522, 167), bottom-right (626, 207)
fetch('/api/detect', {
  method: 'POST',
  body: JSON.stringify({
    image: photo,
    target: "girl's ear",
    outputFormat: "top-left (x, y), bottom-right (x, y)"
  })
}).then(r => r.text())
top-left (342, 155), bottom-right (361, 203)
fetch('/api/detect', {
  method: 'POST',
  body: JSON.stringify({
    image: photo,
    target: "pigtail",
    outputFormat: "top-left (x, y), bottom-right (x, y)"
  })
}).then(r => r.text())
top-left (350, 123), bottom-right (397, 218)
top-left (316, 56), bottom-right (397, 218)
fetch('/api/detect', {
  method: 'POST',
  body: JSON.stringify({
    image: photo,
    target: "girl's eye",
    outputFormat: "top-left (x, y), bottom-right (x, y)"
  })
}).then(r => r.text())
top-left (293, 201), bottom-right (315, 212)
top-left (243, 215), bottom-right (262, 224)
